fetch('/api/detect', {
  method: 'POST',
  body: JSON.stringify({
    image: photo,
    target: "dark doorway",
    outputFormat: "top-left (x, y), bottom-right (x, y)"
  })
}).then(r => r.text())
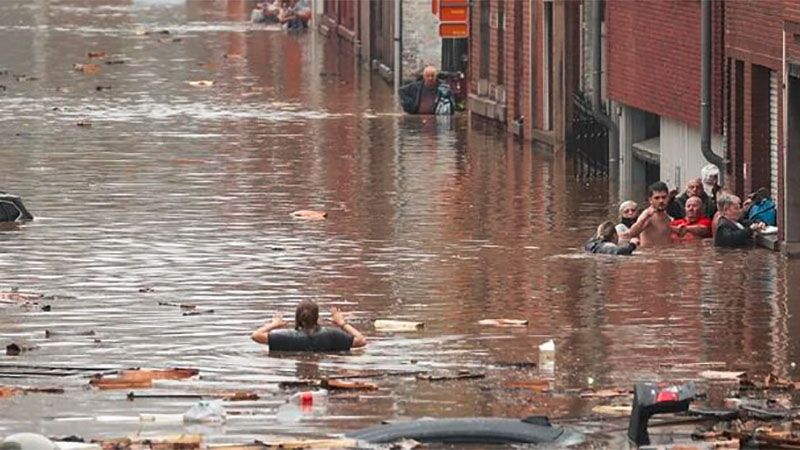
top-left (750, 65), bottom-right (772, 193)
top-left (787, 65), bottom-right (800, 244)
top-left (733, 59), bottom-right (745, 195)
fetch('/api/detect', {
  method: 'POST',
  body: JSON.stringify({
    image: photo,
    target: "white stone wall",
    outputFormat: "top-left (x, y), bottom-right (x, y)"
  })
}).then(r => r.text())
top-left (402, 0), bottom-right (442, 79)
top-left (659, 116), bottom-right (723, 192)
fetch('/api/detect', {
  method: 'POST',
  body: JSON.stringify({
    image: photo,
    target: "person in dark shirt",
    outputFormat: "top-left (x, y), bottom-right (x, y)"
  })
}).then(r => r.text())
top-left (671, 178), bottom-right (713, 220)
top-left (714, 194), bottom-right (766, 248)
top-left (251, 300), bottom-right (366, 351)
top-left (585, 221), bottom-right (640, 255)
top-left (398, 65), bottom-right (456, 115)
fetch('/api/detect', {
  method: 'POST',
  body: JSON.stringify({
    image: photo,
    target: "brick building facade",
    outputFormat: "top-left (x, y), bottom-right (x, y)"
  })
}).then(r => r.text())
top-left (318, 0), bottom-right (443, 85)
top-left (603, 0), bottom-right (799, 255)
top-left (467, 0), bottom-right (581, 145)
top-left (723, 1), bottom-right (800, 255)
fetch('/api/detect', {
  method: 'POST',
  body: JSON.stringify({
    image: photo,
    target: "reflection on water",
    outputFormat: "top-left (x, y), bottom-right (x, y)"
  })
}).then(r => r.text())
top-left (1, 0), bottom-right (799, 445)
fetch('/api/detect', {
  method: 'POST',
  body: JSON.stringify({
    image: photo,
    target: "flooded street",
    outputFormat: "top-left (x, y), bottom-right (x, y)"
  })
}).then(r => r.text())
top-left (2, 0), bottom-right (800, 446)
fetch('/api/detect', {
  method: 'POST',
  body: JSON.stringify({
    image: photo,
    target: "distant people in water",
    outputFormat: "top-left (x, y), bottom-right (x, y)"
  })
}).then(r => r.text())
top-left (251, 0), bottom-right (310, 29)
top-left (398, 66), bottom-right (456, 115)
top-left (585, 221), bottom-right (640, 255)
top-left (251, 300), bottom-right (366, 352)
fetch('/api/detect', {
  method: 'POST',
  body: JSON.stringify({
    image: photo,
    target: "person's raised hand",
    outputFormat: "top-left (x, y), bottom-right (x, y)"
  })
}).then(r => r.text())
top-left (269, 313), bottom-right (286, 328)
top-left (330, 307), bottom-right (347, 327)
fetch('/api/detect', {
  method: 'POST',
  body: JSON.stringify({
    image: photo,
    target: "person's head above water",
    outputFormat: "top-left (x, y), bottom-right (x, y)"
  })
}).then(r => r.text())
top-left (647, 181), bottom-right (670, 212)
top-left (423, 65), bottom-right (438, 87)
top-left (295, 299), bottom-right (319, 332)
top-left (595, 221), bottom-right (618, 244)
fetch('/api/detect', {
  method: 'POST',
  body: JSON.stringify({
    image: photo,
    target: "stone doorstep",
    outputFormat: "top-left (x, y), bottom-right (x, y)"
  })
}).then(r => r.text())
top-left (756, 233), bottom-right (780, 252)
top-left (782, 241), bottom-right (800, 258)
top-left (468, 94), bottom-right (507, 123)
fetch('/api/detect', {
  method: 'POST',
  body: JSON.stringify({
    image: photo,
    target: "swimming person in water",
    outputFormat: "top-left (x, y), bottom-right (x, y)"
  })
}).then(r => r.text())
top-left (251, 299), bottom-right (367, 351)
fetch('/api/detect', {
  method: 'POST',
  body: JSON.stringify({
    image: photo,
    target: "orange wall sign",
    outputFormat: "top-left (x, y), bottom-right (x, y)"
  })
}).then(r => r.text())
top-left (438, 0), bottom-right (469, 37)
top-left (440, 5), bottom-right (468, 22)
top-left (439, 23), bottom-right (469, 38)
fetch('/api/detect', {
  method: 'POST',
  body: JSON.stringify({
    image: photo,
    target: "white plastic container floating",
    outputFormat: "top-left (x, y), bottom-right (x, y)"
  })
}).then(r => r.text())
top-left (538, 339), bottom-right (556, 374)
top-left (0, 433), bottom-right (58, 450)
top-left (183, 400), bottom-right (226, 424)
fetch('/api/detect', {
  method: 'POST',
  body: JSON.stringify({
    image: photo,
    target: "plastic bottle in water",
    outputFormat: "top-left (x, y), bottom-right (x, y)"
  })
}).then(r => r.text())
top-left (538, 339), bottom-right (556, 375)
top-left (288, 389), bottom-right (328, 408)
top-left (277, 389), bottom-right (329, 423)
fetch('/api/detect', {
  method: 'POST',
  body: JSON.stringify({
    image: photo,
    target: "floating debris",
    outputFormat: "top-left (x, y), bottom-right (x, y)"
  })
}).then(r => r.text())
top-left (478, 319), bottom-right (528, 327)
top-left (182, 309), bottom-right (214, 316)
top-left (290, 210), bottom-right (327, 220)
top-left (416, 370), bottom-right (484, 382)
top-left (504, 379), bottom-right (550, 392)
top-left (374, 319), bottom-right (423, 332)
top-left (187, 80), bottom-right (214, 87)
top-left (322, 379), bottom-right (378, 391)
top-left (95, 85), bottom-right (112, 91)
top-left (45, 329), bottom-right (95, 338)
top-left (87, 51), bottom-right (106, 59)
top-left (699, 370), bottom-right (746, 381)
top-left (76, 121), bottom-right (92, 127)
top-left (158, 301), bottom-right (196, 310)
top-left (72, 63), bottom-right (100, 75)
top-left (90, 368), bottom-right (199, 390)
top-left (105, 59), bottom-right (126, 65)
top-left (6, 342), bottom-right (38, 356)
top-left (579, 388), bottom-right (631, 399)
top-left (0, 386), bottom-right (64, 398)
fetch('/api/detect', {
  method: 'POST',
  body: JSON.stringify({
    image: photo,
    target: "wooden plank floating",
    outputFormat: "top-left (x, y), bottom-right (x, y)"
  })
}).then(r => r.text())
top-left (373, 319), bottom-right (424, 332)
top-left (90, 368), bottom-right (199, 390)
top-left (290, 210), bottom-right (327, 220)
top-left (478, 319), bottom-right (528, 327)
top-left (416, 371), bottom-right (485, 382)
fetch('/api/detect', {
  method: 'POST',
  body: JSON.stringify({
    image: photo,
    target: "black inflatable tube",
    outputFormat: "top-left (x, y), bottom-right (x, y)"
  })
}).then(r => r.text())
top-left (347, 417), bottom-right (580, 445)
top-left (0, 194), bottom-right (33, 222)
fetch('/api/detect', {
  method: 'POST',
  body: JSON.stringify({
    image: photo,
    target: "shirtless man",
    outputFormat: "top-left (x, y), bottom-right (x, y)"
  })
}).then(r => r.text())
top-left (621, 181), bottom-right (673, 247)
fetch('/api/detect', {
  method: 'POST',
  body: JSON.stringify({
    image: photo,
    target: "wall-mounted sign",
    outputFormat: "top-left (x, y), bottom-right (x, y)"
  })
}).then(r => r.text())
top-left (437, 0), bottom-right (469, 37)
top-left (440, 5), bottom-right (468, 22)
top-left (439, 22), bottom-right (469, 38)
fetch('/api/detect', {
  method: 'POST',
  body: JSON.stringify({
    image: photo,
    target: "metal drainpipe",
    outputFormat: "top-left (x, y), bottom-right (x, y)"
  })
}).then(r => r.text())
top-left (591, 0), bottom-right (603, 115)
top-left (591, 0), bottom-right (619, 188)
top-left (393, 0), bottom-right (402, 95)
top-left (700, 0), bottom-right (725, 179)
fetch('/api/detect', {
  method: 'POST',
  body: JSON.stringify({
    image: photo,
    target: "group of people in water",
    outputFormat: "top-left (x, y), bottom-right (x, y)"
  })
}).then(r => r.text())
top-left (255, 164), bottom-right (779, 352)
top-left (586, 164), bottom-right (778, 255)
top-left (250, 0), bottom-right (311, 30)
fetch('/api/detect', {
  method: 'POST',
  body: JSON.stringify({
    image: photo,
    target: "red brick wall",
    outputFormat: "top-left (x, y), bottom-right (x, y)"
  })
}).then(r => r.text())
top-left (726, 1), bottom-right (781, 69)
top-left (606, 0), bottom-right (724, 133)
top-left (724, 1), bottom-right (786, 197)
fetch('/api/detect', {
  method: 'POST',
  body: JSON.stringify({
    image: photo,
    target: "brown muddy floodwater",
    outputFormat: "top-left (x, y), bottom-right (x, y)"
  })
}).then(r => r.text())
top-left (1, 0), bottom-right (799, 448)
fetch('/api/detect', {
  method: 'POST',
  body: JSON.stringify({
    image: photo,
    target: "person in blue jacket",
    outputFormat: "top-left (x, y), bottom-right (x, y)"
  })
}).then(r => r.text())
top-left (742, 187), bottom-right (777, 226)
